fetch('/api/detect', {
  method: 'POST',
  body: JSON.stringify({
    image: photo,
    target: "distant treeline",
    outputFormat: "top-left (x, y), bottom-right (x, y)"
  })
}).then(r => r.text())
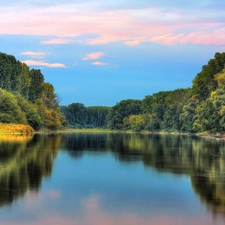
top-left (62, 52), bottom-right (225, 133)
top-left (61, 103), bottom-right (109, 128)
top-left (0, 52), bottom-right (64, 131)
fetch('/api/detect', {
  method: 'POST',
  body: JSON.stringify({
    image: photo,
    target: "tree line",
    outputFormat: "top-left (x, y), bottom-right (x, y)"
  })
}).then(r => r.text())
top-left (106, 52), bottom-right (225, 133)
top-left (0, 52), bottom-right (64, 131)
top-left (1, 51), bottom-right (225, 133)
top-left (61, 103), bottom-right (109, 128)
top-left (61, 52), bottom-right (225, 133)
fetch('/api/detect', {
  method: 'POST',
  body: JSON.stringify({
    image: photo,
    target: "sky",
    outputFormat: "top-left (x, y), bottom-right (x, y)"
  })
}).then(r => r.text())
top-left (0, 0), bottom-right (225, 106)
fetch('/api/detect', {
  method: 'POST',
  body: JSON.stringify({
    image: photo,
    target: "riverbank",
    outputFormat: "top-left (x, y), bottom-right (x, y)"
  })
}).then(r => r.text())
top-left (59, 128), bottom-right (225, 139)
top-left (0, 123), bottom-right (34, 134)
top-left (59, 128), bottom-right (127, 133)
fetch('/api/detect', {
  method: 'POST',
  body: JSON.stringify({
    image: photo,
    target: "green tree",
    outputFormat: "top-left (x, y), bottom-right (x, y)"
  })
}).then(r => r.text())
top-left (19, 63), bottom-right (31, 99)
top-left (162, 89), bottom-right (191, 131)
top-left (192, 52), bottom-right (225, 101)
top-left (28, 69), bottom-right (44, 103)
top-left (0, 89), bottom-right (27, 124)
top-left (180, 95), bottom-right (199, 132)
top-left (107, 99), bottom-right (143, 130)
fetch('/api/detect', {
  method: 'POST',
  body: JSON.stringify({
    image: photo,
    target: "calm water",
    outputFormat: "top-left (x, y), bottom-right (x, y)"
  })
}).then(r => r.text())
top-left (0, 133), bottom-right (225, 225)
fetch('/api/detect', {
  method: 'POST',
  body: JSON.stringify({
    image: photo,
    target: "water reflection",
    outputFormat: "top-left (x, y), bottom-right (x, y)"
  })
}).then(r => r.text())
top-left (61, 133), bottom-right (225, 219)
top-left (1, 133), bottom-right (225, 224)
top-left (0, 134), bottom-right (61, 207)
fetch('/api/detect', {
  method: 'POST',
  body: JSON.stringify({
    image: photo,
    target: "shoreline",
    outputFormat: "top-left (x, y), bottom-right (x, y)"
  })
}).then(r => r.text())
top-left (1, 125), bottom-right (225, 141)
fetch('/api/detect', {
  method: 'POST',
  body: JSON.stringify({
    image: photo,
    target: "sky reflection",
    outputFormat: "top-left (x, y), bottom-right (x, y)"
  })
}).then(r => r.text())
top-left (0, 192), bottom-right (223, 225)
top-left (1, 134), bottom-right (225, 225)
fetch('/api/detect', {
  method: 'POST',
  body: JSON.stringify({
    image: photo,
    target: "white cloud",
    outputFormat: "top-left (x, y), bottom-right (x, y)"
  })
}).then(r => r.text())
top-left (21, 51), bottom-right (48, 58)
top-left (92, 61), bottom-right (109, 66)
top-left (40, 38), bottom-right (74, 45)
top-left (22, 60), bottom-right (66, 68)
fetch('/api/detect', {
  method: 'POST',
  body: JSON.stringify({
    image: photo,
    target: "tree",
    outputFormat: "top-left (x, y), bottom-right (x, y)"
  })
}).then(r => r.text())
top-left (180, 95), bottom-right (199, 132)
top-left (142, 91), bottom-right (171, 131)
top-left (162, 89), bottom-right (191, 131)
top-left (192, 52), bottom-right (225, 101)
top-left (28, 69), bottom-right (44, 103)
top-left (0, 89), bottom-right (27, 124)
top-left (107, 99), bottom-right (143, 130)
top-left (19, 63), bottom-right (31, 99)
top-left (124, 114), bottom-right (149, 132)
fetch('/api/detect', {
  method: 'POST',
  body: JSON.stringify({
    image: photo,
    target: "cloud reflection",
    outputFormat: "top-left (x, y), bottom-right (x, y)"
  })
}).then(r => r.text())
top-left (0, 194), bottom-right (223, 225)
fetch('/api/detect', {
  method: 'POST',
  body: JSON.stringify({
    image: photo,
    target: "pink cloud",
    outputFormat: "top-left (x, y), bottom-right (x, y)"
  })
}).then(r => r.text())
top-left (83, 52), bottom-right (104, 60)
top-left (22, 60), bottom-right (66, 68)
top-left (41, 38), bottom-right (74, 45)
top-left (4, 195), bottom-right (222, 225)
top-left (92, 61), bottom-right (109, 66)
top-left (21, 51), bottom-right (48, 58)
top-left (0, 3), bottom-right (224, 47)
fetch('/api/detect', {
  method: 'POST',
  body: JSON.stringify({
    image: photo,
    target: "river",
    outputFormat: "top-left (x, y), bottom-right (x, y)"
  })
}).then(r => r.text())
top-left (0, 132), bottom-right (224, 225)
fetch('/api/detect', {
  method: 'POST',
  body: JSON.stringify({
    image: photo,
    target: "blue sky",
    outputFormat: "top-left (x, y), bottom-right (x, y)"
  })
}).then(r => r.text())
top-left (0, 0), bottom-right (225, 106)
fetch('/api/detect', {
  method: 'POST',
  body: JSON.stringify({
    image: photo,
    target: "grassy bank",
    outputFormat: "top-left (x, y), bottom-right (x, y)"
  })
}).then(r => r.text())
top-left (0, 123), bottom-right (34, 134)
top-left (60, 128), bottom-right (132, 133)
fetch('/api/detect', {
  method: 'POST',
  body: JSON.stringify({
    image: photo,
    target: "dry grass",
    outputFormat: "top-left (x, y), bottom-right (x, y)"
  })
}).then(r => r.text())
top-left (0, 123), bottom-right (34, 134)
top-left (60, 128), bottom-right (124, 133)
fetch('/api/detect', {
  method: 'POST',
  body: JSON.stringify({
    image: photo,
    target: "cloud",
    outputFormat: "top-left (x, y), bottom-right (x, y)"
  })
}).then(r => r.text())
top-left (22, 60), bottom-right (66, 68)
top-left (0, 2), bottom-right (224, 47)
top-left (7, 194), bottom-right (219, 225)
top-left (91, 61), bottom-right (109, 66)
top-left (21, 51), bottom-right (48, 58)
top-left (83, 52), bottom-right (104, 60)
top-left (124, 40), bottom-right (141, 46)
top-left (41, 38), bottom-right (74, 45)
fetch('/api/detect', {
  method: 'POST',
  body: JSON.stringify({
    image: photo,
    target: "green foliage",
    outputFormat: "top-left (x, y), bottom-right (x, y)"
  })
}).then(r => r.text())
top-left (107, 99), bottom-right (143, 130)
top-left (19, 63), bottom-right (31, 98)
top-left (16, 95), bottom-right (42, 130)
top-left (193, 69), bottom-right (225, 133)
top-left (28, 69), bottom-right (44, 103)
top-left (193, 99), bottom-right (220, 132)
top-left (142, 91), bottom-right (171, 131)
top-left (180, 96), bottom-right (199, 132)
top-left (192, 52), bottom-right (225, 101)
top-left (61, 104), bottom-right (109, 128)
top-left (0, 52), bottom-right (64, 131)
top-left (124, 114), bottom-right (149, 132)
top-left (162, 89), bottom-right (191, 131)
top-left (86, 106), bottom-right (109, 128)
top-left (0, 89), bottom-right (27, 124)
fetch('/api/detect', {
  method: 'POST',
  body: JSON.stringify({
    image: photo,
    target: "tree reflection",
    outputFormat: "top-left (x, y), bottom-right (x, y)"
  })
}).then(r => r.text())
top-left (61, 133), bottom-right (225, 218)
top-left (2, 132), bottom-right (225, 218)
top-left (0, 134), bottom-right (61, 207)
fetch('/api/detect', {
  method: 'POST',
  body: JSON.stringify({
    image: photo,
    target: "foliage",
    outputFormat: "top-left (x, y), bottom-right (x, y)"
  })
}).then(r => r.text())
top-left (124, 114), bottom-right (150, 132)
top-left (61, 104), bottom-right (109, 128)
top-left (107, 99), bottom-right (143, 130)
top-left (192, 52), bottom-right (225, 101)
top-left (0, 52), bottom-right (64, 131)
top-left (180, 95), bottom-right (199, 132)
top-left (162, 88), bottom-right (191, 131)
top-left (0, 89), bottom-right (27, 124)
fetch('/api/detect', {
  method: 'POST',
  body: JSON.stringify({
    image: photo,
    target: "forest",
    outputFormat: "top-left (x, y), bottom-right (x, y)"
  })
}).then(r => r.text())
top-left (1, 51), bottom-right (225, 133)
top-left (0, 52), bottom-right (64, 131)
top-left (62, 52), bottom-right (225, 133)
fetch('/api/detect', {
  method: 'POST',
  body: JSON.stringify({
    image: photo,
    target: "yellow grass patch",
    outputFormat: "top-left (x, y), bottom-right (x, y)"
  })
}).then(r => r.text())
top-left (0, 123), bottom-right (34, 134)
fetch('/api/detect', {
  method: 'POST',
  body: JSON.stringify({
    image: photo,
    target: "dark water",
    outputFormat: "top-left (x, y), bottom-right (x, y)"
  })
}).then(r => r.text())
top-left (0, 133), bottom-right (225, 225)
